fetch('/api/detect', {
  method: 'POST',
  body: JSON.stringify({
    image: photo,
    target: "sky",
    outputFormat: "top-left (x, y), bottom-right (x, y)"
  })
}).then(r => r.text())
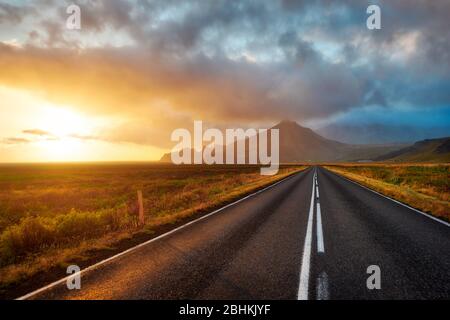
top-left (0, 0), bottom-right (449, 162)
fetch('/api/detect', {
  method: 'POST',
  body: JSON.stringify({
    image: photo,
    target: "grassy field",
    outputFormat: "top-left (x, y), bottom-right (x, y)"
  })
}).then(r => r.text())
top-left (0, 163), bottom-right (304, 290)
top-left (324, 163), bottom-right (449, 222)
top-left (2, 162), bottom-right (447, 294)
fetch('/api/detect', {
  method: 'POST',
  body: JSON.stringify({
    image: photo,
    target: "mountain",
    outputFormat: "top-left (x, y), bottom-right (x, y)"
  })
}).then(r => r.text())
top-left (375, 137), bottom-right (450, 162)
top-left (271, 120), bottom-right (344, 162)
top-left (160, 120), bottom-right (407, 163)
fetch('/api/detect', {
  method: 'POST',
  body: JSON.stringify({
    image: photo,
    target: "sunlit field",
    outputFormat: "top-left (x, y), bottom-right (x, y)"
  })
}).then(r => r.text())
top-left (0, 163), bottom-right (304, 294)
top-left (324, 163), bottom-right (450, 222)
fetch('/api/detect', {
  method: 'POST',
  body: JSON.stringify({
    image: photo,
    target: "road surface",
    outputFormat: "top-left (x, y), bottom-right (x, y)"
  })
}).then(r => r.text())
top-left (21, 167), bottom-right (450, 300)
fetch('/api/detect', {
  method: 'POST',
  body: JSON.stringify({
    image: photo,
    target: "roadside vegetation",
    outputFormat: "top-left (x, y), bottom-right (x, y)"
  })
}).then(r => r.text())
top-left (324, 163), bottom-right (449, 222)
top-left (0, 163), bottom-right (304, 290)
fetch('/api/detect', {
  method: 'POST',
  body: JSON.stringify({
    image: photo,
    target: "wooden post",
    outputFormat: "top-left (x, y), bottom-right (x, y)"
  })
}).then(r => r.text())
top-left (137, 190), bottom-right (145, 226)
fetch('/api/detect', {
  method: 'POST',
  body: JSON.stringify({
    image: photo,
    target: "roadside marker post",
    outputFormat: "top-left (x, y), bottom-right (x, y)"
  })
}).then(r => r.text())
top-left (137, 190), bottom-right (145, 226)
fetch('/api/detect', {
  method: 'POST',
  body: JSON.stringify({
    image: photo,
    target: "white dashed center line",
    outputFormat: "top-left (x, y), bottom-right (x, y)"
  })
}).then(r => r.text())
top-left (297, 171), bottom-right (316, 300)
top-left (298, 168), bottom-right (329, 300)
top-left (316, 271), bottom-right (329, 300)
top-left (316, 203), bottom-right (325, 253)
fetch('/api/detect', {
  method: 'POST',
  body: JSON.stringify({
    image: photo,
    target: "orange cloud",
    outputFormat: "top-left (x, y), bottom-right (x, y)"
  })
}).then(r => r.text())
top-left (0, 42), bottom-right (362, 124)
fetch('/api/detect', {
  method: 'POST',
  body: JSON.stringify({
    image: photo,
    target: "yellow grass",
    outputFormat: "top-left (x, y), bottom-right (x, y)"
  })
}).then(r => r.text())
top-left (0, 164), bottom-right (305, 289)
top-left (324, 163), bottom-right (449, 222)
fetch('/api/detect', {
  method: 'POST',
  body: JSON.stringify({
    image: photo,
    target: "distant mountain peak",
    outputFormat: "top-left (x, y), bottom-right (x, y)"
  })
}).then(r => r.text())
top-left (273, 120), bottom-right (312, 132)
top-left (276, 120), bottom-right (299, 126)
top-left (274, 120), bottom-right (306, 130)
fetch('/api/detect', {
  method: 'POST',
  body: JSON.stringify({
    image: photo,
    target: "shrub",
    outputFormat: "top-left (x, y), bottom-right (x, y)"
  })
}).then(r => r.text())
top-left (0, 216), bottom-right (55, 265)
top-left (0, 204), bottom-right (136, 266)
top-left (56, 209), bottom-right (105, 240)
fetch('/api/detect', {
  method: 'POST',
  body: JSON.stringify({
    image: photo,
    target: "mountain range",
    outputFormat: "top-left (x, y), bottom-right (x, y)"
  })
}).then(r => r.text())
top-left (375, 137), bottom-right (450, 162)
top-left (160, 120), bottom-right (449, 163)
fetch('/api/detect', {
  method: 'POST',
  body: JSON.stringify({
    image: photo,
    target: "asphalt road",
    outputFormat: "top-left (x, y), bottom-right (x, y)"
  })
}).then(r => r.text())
top-left (21, 167), bottom-right (450, 300)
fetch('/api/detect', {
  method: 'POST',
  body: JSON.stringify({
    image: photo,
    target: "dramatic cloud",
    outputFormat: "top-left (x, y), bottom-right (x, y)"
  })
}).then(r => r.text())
top-left (0, 0), bottom-right (449, 146)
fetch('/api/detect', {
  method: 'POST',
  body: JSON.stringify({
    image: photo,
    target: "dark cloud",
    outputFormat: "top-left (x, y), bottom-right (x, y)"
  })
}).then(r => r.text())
top-left (0, 42), bottom-right (364, 123)
top-left (0, 3), bottom-right (36, 24)
top-left (0, 0), bottom-right (449, 146)
top-left (57, 0), bottom-right (135, 32)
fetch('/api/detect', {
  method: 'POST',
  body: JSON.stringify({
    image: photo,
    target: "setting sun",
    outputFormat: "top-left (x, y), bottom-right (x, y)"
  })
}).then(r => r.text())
top-left (36, 106), bottom-right (95, 137)
top-left (0, 86), bottom-right (165, 162)
top-left (33, 106), bottom-right (96, 160)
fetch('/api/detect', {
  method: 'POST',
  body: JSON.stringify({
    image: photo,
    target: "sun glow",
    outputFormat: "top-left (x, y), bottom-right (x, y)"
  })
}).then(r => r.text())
top-left (35, 138), bottom-right (86, 161)
top-left (29, 105), bottom-right (101, 160)
top-left (0, 86), bottom-right (166, 162)
top-left (37, 107), bottom-right (97, 137)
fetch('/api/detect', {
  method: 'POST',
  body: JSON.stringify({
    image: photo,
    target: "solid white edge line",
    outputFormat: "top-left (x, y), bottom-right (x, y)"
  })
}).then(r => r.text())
top-left (316, 203), bottom-right (324, 253)
top-left (297, 171), bottom-right (316, 300)
top-left (16, 169), bottom-right (307, 300)
top-left (324, 167), bottom-right (450, 228)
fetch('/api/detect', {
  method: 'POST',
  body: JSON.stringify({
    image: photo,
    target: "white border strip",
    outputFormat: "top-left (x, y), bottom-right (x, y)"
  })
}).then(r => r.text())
top-left (324, 167), bottom-right (450, 228)
top-left (17, 169), bottom-right (307, 300)
top-left (297, 171), bottom-right (316, 300)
